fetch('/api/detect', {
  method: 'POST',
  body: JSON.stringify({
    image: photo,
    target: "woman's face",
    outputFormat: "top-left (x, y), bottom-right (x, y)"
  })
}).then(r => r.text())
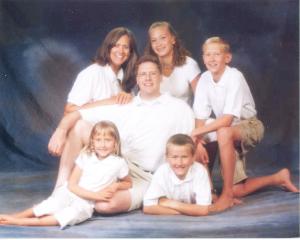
top-left (149, 25), bottom-right (175, 58)
top-left (109, 34), bottom-right (130, 71)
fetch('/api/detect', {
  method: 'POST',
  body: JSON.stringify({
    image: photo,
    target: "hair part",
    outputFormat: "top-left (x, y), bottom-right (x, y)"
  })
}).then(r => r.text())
top-left (86, 121), bottom-right (122, 157)
top-left (144, 21), bottom-right (190, 66)
top-left (94, 27), bottom-right (139, 92)
top-left (202, 36), bottom-right (231, 53)
top-left (166, 134), bottom-right (196, 155)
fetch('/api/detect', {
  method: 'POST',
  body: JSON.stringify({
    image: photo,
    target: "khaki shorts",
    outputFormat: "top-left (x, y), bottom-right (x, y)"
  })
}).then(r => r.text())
top-left (126, 160), bottom-right (152, 211)
top-left (233, 117), bottom-right (264, 184)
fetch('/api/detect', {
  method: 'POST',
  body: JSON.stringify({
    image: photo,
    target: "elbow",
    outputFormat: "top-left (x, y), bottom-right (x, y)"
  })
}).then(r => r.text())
top-left (143, 206), bottom-right (153, 215)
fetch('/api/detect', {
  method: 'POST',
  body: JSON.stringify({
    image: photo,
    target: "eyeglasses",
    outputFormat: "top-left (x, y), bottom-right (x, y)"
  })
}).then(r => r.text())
top-left (137, 71), bottom-right (159, 79)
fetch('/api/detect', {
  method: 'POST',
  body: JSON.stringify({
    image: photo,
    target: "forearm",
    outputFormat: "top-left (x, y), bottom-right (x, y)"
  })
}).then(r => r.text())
top-left (143, 205), bottom-right (180, 215)
top-left (68, 184), bottom-right (101, 201)
top-left (160, 198), bottom-right (209, 216)
top-left (115, 181), bottom-right (132, 191)
top-left (170, 201), bottom-right (209, 216)
top-left (57, 111), bottom-right (81, 133)
top-left (194, 115), bottom-right (234, 137)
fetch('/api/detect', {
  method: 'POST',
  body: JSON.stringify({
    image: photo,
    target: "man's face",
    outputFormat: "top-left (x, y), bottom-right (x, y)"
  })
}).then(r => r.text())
top-left (136, 61), bottom-right (162, 99)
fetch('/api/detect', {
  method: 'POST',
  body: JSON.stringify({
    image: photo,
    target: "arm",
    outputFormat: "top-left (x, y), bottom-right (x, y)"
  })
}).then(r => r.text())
top-left (67, 166), bottom-right (114, 202)
top-left (104, 175), bottom-right (132, 193)
top-left (48, 111), bottom-right (81, 156)
top-left (64, 92), bottom-right (133, 115)
top-left (192, 115), bottom-right (234, 139)
top-left (190, 73), bottom-right (200, 93)
top-left (143, 204), bottom-right (181, 215)
top-left (159, 198), bottom-right (209, 216)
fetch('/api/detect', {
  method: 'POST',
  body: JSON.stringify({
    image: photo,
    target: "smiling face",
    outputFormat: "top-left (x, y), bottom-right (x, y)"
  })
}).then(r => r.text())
top-left (92, 130), bottom-right (117, 159)
top-left (136, 61), bottom-right (162, 100)
top-left (203, 42), bottom-right (232, 81)
top-left (166, 144), bottom-right (194, 180)
top-left (149, 25), bottom-right (175, 59)
top-left (109, 34), bottom-right (130, 73)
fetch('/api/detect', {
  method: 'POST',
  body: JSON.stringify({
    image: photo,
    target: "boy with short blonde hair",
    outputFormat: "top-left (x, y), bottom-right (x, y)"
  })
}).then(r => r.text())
top-left (193, 37), bottom-right (299, 213)
top-left (143, 134), bottom-right (211, 216)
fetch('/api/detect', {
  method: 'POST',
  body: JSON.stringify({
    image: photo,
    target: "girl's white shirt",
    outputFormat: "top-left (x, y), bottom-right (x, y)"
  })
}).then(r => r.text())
top-left (160, 56), bottom-right (200, 105)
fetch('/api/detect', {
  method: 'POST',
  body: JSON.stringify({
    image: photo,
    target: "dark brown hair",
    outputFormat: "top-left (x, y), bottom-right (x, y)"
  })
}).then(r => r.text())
top-left (144, 21), bottom-right (191, 67)
top-left (94, 27), bottom-right (139, 92)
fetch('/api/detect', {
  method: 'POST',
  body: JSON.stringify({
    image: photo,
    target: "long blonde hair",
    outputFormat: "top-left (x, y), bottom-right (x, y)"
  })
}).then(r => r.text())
top-left (85, 121), bottom-right (122, 157)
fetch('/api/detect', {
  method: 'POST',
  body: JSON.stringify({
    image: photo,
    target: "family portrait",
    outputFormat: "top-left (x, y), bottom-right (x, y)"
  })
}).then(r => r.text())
top-left (0, 0), bottom-right (299, 238)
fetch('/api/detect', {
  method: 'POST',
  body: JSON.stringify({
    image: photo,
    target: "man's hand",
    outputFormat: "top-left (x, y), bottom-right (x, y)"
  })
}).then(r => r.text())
top-left (48, 128), bottom-right (67, 156)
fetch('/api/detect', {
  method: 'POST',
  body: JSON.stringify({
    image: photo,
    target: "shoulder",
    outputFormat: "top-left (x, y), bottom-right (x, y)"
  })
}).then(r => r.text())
top-left (192, 162), bottom-right (207, 175)
top-left (78, 63), bottom-right (104, 77)
top-left (185, 56), bottom-right (198, 65)
top-left (153, 163), bottom-right (169, 179)
top-left (226, 66), bottom-right (245, 81)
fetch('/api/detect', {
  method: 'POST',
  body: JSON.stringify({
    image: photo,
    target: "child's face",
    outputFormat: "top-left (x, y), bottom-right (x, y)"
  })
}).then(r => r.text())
top-left (203, 43), bottom-right (232, 81)
top-left (166, 144), bottom-right (194, 180)
top-left (149, 25), bottom-right (175, 58)
top-left (92, 132), bottom-right (116, 159)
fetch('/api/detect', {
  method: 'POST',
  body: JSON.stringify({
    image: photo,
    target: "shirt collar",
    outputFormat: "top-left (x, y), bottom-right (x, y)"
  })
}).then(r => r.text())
top-left (133, 92), bottom-right (170, 106)
top-left (209, 65), bottom-right (230, 87)
top-left (168, 163), bottom-right (194, 185)
top-left (105, 64), bottom-right (124, 82)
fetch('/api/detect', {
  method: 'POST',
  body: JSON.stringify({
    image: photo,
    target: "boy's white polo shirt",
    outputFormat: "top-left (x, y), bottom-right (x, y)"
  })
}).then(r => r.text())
top-left (143, 162), bottom-right (212, 206)
top-left (79, 93), bottom-right (195, 173)
top-left (160, 56), bottom-right (201, 105)
top-left (67, 63), bottom-right (123, 106)
top-left (193, 66), bottom-right (256, 123)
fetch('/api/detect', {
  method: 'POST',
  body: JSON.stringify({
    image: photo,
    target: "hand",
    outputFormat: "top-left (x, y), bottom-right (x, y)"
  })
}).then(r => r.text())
top-left (115, 92), bottom-right (132, 104)
top-left (96, 186), bottom-right (117, 201)
top-left (195, 142), bottom-right (209, 164)
top-left (48, 128), bottom-right (67, 156)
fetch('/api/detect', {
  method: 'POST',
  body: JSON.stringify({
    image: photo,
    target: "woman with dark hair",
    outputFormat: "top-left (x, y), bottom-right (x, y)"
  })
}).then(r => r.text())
top-left (64, 27), bottom-right (138, 115)
top-left (144, 21), bottom-right (200, 105)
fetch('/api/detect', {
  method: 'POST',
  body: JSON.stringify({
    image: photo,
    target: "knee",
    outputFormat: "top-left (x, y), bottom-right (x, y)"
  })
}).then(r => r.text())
top-left (71, 120), bottom-right (92, 143)
top-left (94, 200), bottom-right (119, 214)
top-left (217, 127), bottom-right (233, 145)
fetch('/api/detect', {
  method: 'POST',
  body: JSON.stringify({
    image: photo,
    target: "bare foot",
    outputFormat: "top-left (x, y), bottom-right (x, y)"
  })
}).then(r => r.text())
top-left (209, 193), bottom-right (234, 213)
top-left (275, 168), bottom-right (299, 193)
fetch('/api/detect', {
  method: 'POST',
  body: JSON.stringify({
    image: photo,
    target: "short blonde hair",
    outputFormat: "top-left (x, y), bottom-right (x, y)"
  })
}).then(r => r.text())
top-left (202, 36), bottom-right (231, 53)
top-left (166, 134), bottom-right (196, 156)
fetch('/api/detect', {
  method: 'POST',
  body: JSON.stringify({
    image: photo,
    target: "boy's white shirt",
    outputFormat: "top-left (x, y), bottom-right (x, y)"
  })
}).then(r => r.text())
top-left (193, 65), bottom-right (257, 125)
top-left (143, 162), bottom-right (212, 206)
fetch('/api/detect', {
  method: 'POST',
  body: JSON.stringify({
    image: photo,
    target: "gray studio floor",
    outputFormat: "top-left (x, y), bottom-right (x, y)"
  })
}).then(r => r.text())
top-left (0, 170), bottom-right (299, 238)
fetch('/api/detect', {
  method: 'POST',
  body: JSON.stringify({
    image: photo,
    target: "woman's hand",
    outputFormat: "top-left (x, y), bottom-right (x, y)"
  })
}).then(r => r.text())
top-left (48, 128), bottom-right (67, 156)
top-left (115, 92), bottom-right (133, 104)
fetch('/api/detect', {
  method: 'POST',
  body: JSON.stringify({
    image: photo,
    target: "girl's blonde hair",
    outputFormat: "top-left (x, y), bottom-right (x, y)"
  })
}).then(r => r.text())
top-left (144, 21), bottom-right (191, 67)
top-left (85, 121), bottom-right (122, 157)
top-left (166, 134), bottom-right (196, 156)
top-left (202, 36), bottom-right (231, 53)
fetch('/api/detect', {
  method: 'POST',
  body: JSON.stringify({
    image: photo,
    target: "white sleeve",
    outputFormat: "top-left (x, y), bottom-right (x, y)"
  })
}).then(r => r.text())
top-left (67, 65), bottom-right (101, 106)
top-left (143, 169), bottom-right (167, 206)
top-left (223, 72), bottom-right (244, 118)
top-left (118, 159), bottom-right (129, 179)
top-left (193, 74), bottom-right (212, 119)
top-left (79, 104), bottom-right (123, 125)
top-left (184, 57), bottom-right (201, 83)
top-left (194, 164), bottom-right (212, 205)
top-left (74, 152), bottom-right (87, 169)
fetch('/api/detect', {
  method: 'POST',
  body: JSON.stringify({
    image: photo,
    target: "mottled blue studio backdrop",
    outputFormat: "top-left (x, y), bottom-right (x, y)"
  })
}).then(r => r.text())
top-left (0, 0), bottom-right (299, 174)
